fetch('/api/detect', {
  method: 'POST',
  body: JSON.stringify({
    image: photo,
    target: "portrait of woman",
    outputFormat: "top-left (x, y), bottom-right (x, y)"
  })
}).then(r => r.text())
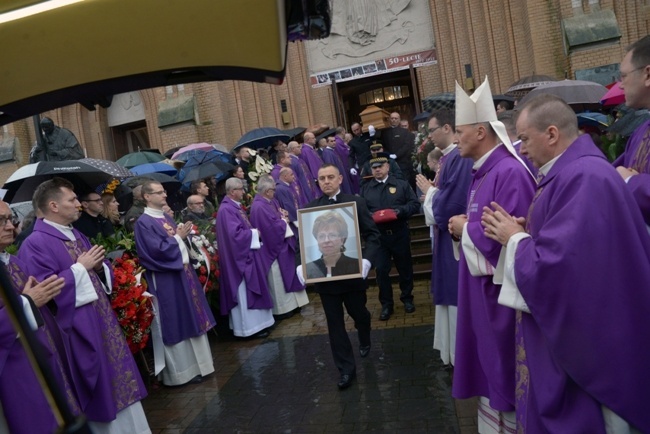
top-left (304, 209), bottom-right (361, 281)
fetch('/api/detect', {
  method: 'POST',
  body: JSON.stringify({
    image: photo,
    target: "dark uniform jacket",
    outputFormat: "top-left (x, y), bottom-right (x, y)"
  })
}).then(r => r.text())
top-left (360, 175), bottom-right (420, 232)
top-left (348, 133), bottom-right (373, 168)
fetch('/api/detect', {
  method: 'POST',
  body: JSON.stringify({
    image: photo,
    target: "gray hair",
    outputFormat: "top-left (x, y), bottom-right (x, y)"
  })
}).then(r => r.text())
top-left (225, 177), bottom-right (243, 193)
top-left (256, 175), bottom-right (275, 194)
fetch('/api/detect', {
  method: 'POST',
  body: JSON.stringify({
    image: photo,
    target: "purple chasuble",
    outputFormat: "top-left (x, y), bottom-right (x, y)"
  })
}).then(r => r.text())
top-left (215, 197), bottom-right (273, 315)
top-left (430, 147), bottom-right (473, 306)
top-left (0, 256), bottom-right (81, 434)
top-left (250, 195), bottom-right (304, 293)
top-left (452, 145), bottom-right (535, 411)
top-left (135, 213), bottom-right (215, 345)
top-left (270, 164), bottom-right (282, 181)
top-left (334, 136), bottom-right (351, 170)
top-left (290, 154), bottom-right (319, 200)
top-left (275, 181), bottom-right (300, 222)
top-left (613, 120), bottom-right (650, 225)
top-left (18, 220), bottom-right (147, 422)
top-left (322, 148), bottom-right (352, 194)
top-left (299, 144), bottom-right (324, 185)
top-left (514, 134), bottom-right (650, 433)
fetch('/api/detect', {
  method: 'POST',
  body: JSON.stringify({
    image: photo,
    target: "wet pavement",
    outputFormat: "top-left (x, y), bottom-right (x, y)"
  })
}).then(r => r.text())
top-left (142, 281), bottom-right (478, 433)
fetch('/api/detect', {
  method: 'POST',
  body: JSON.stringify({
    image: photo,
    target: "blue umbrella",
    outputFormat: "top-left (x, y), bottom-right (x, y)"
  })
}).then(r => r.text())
top-left (234, 127), bottom-right (291, 150)
top-left (178, 151), bottom-right (236, 184)
top-left (130, 162), bottom-right (178, 176)
top-left (172, 148), bottom-right (233, 163)
top-left (576, 112), bottom-right (610, 129)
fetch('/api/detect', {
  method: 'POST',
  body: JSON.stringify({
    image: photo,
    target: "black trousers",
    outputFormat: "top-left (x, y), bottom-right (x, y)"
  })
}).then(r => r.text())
top-left (318, 290), bottom-right (371, 376)
top-left (375, 226), bottom-right (414, 308)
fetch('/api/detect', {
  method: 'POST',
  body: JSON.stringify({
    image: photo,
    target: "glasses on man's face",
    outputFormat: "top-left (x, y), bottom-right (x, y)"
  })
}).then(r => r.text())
top-left (618, 65), bottom-right (648, 81)
top-left (148, 190), bottom-right (167, 196)
top-left (0, 215), bottom-right (18, 227)
top-left (189, 201), bottom-right (205, 206)
top-left (427, 125), bottom-right (442, 135)
top-left (85, 198), bottom-right (103, 203)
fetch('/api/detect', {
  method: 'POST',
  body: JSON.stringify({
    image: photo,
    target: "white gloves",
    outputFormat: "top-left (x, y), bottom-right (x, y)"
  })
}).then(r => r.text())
top-left (368, 125), bottom-right (376, 137)
top-left (350, 168), bottom-right (358, 176)
top-left (296, 265), bottom-right (305, 286)
top-left (389, 154), bottom-right (397, 160)
top-left (362, 259), bottom-right (371, 279)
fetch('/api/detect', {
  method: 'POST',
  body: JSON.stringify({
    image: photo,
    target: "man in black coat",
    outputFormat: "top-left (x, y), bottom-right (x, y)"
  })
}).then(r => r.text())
top-left (298, 164), bottom-right (380, 390)
top-left (348, 122), bottom-right (373, 171)
top-left (72, 192), bottom-right (114, 240)
top-left (379, 112), bottom-right (416, 187)
top-left (360, 156), bottom-right (420, 321)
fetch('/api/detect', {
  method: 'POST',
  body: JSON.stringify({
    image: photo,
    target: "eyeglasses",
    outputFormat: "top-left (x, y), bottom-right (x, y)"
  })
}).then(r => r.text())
top-left (147, 190), bottom-right (167, 196)
top-left (427, 125), bottom-right (442, 135)
top-left (84, 198), bottom-right (103, 203)
top-left (317, 232), bottom-right (341, 242)
top-left (0, 215), bottom-right (18, 227)
top-left (618, 65), bottom-right (648, 81)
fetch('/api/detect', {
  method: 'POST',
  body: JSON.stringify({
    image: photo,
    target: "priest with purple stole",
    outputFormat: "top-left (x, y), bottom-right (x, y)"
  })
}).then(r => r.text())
top-left (322, 135), bottom-right (353, 194)
top-left (272, 150), bottom-right (308, 206)
top-left (18, 178), bottom-right (150, 433)
top-left (448, 77), bottom-right (535, 433)
top-left (0, 200), bottom-right (81, 434)
top-left (275, 168), bottom-right (301, 240)
top-left (288, 141), bottom-right (319, 200)
top-left (300, 132), bottom-right (325, 188)
top-left (482, 94), bottom-right (650, 434)
top-left (425, 109), bottom-right (473, 367)
top-left (614, 35), bottom-right (650, 227)
top-left (216, 177), bottom-right (275, 338)
top-left (134, 180), bottom-right (216, 386)
top-left (250, 176), bottom-right (309, 317)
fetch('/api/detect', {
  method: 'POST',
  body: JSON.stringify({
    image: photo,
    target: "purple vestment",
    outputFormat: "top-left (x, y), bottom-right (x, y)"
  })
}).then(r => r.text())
top-left (452, 145), bottom-right (535, 411)
top-left (334, 136), bottom-right (351, 171)
top-left (430, 147), bottom-right (473, 305)
top-left (19, 220), bottom-right (147, 422)
top-left (250, 195), bottom-right (304, 294)
top-left (289, 154), bottom-right (318, 203)
top-left (275, 180), bottom-right (300, 222)
top-left (514, 135), bottom-right (650, 433)
top-left (215, 197), bottom-right (273, 314)
top-left (613, 120), bottom-right (650, 225)
top-left (0, 256), bottom-right (80, 434)
top-left (135, 214), bottom-right (215, 345)
top-left (270, 164), bottom-right (281, 181)
top-left (299, 143), bottom-right (324, 185)
top-left (322, 148), bottom-right (352, 194)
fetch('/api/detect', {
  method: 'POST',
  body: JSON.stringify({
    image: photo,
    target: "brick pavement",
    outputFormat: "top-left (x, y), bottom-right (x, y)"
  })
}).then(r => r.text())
top-left (142, 281), bottom-right (478, 433)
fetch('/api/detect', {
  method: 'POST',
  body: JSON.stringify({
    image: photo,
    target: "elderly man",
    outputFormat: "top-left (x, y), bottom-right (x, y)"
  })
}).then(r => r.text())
top-left (448, 78), bottom-right (535, 432)
top-left (288, 140), bottom-right (319, 201)
top-left (299, 132), bottom-right (324, 186)
top-left (379, 112), bottom-right (416, 186)
top-left (360, 155), bottom-right (419, 320)
top-left (124, 184), bottom-right (145, 232)
top-left (348, 122), bottom-right (373, 171)
top-left (18, 178), bottom-right (150, 433)
top-left (216, 178), bottom-right (275, 338)
top-left (250, 175), bottom-right (308, 318)
top-left (182, 194), bottom-right (211, 222)
top-left (614, 35), bottom-right (650, 226)
top-left (135, 181), bottom-right (216, 386)
top-left (0, 200), bottom-right (81, 434)
top-left (275, 167), bottom-right (301, 227)
top-left (420, 109), bottom-right (472, 366)
top-left (72, 191), bottom-right (115, 239)
top-left (482, 94), bottom-right (650, 433)
top-left (299, 164), bottom-right (380, 390)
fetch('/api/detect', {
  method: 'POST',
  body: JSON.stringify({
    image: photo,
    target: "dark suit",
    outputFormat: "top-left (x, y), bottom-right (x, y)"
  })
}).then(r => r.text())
top-left (348, 133), bottom-right (373, 169)
top-left (304, 193), bottom-right (380, 376)
top-left (306, 254), bottom-right (360, 280)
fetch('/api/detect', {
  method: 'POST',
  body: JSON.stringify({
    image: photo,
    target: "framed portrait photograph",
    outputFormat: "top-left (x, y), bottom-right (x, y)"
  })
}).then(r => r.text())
top-left (298, 202), bottom-right (363, 284)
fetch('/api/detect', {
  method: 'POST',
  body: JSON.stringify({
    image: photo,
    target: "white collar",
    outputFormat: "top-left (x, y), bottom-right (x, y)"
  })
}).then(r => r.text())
top-left (472, 143), bottom-right (502, 170)
top-left (441, 143), bottom-right (457, 156)
top-left (538, 151), bottom-right (565, 177)
top-left (0, 251), bottom-right (9, 265)
top-left (144, 207), bottom-right (165, 217)
top-left (43, 218), bottom-right (76, 241)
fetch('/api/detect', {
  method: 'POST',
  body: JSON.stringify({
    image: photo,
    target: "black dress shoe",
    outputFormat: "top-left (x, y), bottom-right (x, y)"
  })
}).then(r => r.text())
top-left (187, 375), bottom-right (203, 384)
top-left (404, 301), bottom-right (416, 313)
top-left (379, 306), bottom-right (393, 321)
top-left (254, 329), bottom-right (270, 339)
top-left (337, 372), bottom-right (356, 390)
top-left (359, 344), bottom-right (371, 358)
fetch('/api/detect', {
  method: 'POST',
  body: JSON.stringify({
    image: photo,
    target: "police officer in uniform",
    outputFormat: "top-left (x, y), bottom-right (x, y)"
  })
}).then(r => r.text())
top-left (360, 155), bottom-right (420, 321)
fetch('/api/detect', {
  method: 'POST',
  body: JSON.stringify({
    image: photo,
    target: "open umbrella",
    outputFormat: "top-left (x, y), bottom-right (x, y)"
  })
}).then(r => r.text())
top-left (601, 82), bottom-right (625, 106)
top-left (79, 158), bottom-right (134, 178)
top-left (505, 74), bottom-right (558, 98)
top-left (315, 127), bottom-right (337, 142)
top-left (518, 80), bottom-right (608, 108)
top-left (183, 161), bottom-right (235, 184)
top-left (116, 151), bottom-right (166, 168)
top-left (607, 108), bottom-right (650, 137)
top-left (422, 92), bottom-right (455, 111)
top-left (170, 143), bottom-right (216, 160)
top-left (130, 162), bottom-right (178, 176)
top-left (179, 153), bottom-right (234, 184)
top-left (577, 112), bottom-right (610, 129)
top-left (2, 160), bottom-right (134, 203)
top-left (282, 127), bottom-right (307, 141)
top-left (234, 127), bottom-right (291, 150)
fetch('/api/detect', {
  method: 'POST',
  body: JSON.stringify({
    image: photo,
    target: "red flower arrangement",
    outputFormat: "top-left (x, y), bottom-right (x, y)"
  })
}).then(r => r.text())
top-left (187, 224), bottom-right (220, 293)
top-left (110, 252), bottom-right (154, 354)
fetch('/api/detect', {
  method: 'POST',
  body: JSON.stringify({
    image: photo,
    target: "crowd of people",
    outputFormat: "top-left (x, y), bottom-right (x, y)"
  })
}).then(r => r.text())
top-left (2, 34), bottom-right (650, 434)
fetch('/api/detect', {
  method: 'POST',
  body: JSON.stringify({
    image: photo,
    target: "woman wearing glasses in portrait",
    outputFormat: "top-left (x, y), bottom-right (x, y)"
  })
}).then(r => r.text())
top-left (305, 210), bottom-right (359, 279)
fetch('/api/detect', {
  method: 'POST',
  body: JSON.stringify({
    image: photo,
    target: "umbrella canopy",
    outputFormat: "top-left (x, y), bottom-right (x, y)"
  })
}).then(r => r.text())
top-left (130, 162), bottom-right (178, 176)
top-left (79, 158), bottom-right (134, 178)
top-left (518, 80), bottom-right (608, 107)
top-left (577, 112), bottom-right (610, 129)
top-left (183, 161), bottom-right (235, 184)
top-left (116, 151), bottom-right (166, 168)
top-left (422, 92), bottom-right (455, 111)
top-left (607, 108), bottom-right (650, 137)
top-left (601, 82), bottom-right (625, 106)
top-left (282, 127), bottom-right (307, 140)
top-left (234, 127), bottom-right (291, 150)
top-left (179, 153), bottom-right (235, 184)
top-left (315, 127), bottom-right (338, 142)
top-left (505, 74), bottom-right (558, 98)
top-left (170, 143), bottom-right (216, 160)
top-left (2, 160), bottom-right (133, 203)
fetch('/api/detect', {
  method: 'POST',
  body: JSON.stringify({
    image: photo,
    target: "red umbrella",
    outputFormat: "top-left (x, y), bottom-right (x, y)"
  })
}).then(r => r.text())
top-left (601, 82), bottom-right (625, 106)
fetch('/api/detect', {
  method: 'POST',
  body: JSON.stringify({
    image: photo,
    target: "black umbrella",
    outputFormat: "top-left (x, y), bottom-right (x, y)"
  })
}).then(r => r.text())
top-left (412, 111), bottom-right (430, 123)
top-left (505, 74), bottom-right (558, 98)
top-left (234, 127), bottom-right (291, 150)
top-left (607, 108), bottom-right (650, 137)
top-left (422, 92), bottom-right (455, 111)
top-left (2, 160), bottom-right (134, 203)
top-left (282, 126), bottom-right (307, 140)
top-left (183, 161), bottom-right (235, 183)
top-left (315, 127), bottom-right (337, 142)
